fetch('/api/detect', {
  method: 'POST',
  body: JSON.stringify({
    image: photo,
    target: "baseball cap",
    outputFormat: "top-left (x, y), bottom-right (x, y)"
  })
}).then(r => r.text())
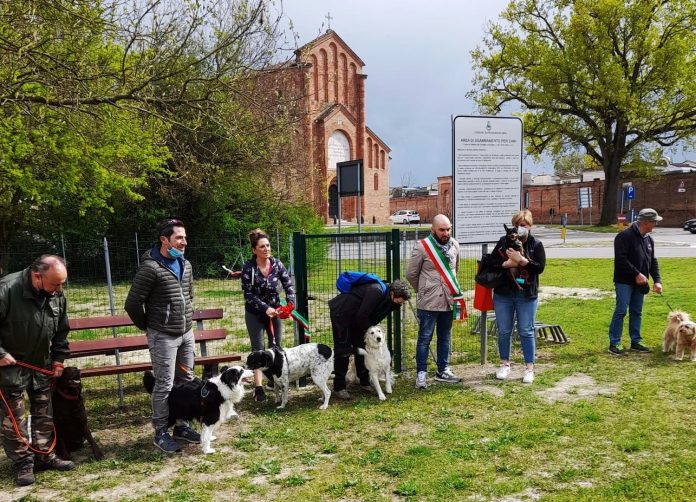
top-left (637, 208), bottom-right (662, 222)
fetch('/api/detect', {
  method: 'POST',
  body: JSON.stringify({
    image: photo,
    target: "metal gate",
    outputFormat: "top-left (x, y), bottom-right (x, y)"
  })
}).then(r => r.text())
top-left (292, 230), bottom-right (404, 371)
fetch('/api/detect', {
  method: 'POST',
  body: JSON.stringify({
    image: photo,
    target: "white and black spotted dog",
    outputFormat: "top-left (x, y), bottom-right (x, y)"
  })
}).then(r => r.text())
top-left (245, 343), bottom-right (333, 410)
top-left (143, 365), bottom-right (253, 454)
top-left (357, 325), bottom-right (393, 401)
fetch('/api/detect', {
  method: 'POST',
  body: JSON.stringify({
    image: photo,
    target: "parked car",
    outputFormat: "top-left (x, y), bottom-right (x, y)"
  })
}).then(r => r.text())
top-left (389, 210), bottom-right (421, 224)
top-left (683, 218), bottom-right (696, 231)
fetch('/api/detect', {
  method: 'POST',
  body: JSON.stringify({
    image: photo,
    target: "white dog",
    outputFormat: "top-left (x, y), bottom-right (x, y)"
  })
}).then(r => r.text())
top-left (356, 325), bottom-right (393, 401)
top-left (245, 343), bottom-right (333, 410)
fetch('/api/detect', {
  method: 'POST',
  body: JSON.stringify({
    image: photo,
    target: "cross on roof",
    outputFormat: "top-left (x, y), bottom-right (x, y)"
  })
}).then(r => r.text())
top-left (325, 12), bottom-right (333, 30)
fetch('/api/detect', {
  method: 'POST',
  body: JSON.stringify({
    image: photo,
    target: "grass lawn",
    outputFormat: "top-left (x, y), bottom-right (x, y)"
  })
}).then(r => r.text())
top-left (2, 258), bottom-right (695, 501)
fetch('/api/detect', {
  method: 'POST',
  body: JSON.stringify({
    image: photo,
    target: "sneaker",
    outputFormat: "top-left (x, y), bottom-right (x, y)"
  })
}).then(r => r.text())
top-left (334, 389), bottom-right (351, 400)
top-left (608, 344), bottom-right (627, 356)
top-left (34, 455), bottom-right (75, 472)
top-left (254, 386), bottom-right (267, 402)
top-left (630, 342), bottom-right (651, 353)
top-left (173, 424), bottom-right (201, 444)
top-left (495, 364), bottom-right (511, 380)
top-left (522, 369), bottom-right (535, 384)
top-left (435, 367), bottom-right (461, 383)
top-left (153, 430), bottom-right (181, 453)
top-left (415, 371), bottom-right (427, 389)
top-left (359, 384), bottom-right (374, 393)
top-left (15, 461), bottom-right (35, 486)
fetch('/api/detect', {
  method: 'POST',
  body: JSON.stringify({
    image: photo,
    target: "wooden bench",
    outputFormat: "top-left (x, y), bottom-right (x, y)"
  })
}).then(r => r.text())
top-left (68, 309), bottom-right (242, 378)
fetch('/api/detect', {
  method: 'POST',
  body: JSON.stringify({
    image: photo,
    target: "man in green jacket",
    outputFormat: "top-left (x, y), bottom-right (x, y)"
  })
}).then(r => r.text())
top-left (124, 218), bottom-right (198, 454)
top-left (0, 255), bottom-right (75, 486)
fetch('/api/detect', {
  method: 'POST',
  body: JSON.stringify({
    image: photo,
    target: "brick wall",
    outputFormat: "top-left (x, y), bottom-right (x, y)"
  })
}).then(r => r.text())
top-left (389, 173), bottom-right (696, 227)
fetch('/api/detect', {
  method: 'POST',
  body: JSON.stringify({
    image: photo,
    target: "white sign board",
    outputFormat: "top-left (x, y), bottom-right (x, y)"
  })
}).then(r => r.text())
top-left (452, 115), bottom-right (523, 244)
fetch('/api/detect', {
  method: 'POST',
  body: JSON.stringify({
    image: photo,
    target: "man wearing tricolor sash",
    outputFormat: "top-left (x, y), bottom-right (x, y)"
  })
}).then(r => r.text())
top-left (406, 214), bottom-right (462, 389)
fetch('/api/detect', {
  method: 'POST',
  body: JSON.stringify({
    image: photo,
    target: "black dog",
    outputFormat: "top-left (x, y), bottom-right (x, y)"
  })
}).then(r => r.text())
top-left (52, 366), bottom-right (104, 460)
top-left (143, 365), bottom-right (253, 454)
top-left (499, 224), bottom-right (528, 289)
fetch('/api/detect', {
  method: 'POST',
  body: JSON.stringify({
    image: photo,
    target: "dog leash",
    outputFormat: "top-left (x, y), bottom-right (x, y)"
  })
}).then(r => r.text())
top-left (0, 359), bottom-right (59, 455)
top-left (657, 293), bottom-right (675, 312)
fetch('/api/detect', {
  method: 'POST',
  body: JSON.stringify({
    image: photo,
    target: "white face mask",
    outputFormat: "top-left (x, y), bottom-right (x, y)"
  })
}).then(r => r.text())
top-left (517, 226), bottom-right (529, 239)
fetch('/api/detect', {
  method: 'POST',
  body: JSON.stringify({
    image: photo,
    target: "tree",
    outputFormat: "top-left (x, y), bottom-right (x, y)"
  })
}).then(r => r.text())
top-left (470, 0), bottom-right (696, 224)
top-left (0, 0), bottom-right (299, 265)
top-left (553, 151), bottom-right (596, 178)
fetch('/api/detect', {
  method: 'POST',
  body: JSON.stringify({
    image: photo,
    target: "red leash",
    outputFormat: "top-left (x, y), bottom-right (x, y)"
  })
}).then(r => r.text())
top-left (0, 360), bottom-right (58, 456)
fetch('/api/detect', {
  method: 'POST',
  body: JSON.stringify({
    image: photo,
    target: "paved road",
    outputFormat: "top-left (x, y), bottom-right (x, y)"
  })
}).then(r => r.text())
top-left (326, 225), bottom-right (696, 259)
top-left (533, 226), bottom-right (696, 258)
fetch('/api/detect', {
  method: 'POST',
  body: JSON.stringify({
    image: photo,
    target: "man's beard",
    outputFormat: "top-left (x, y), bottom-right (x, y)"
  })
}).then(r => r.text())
top-left (433, 233), bottom-right (450, 245)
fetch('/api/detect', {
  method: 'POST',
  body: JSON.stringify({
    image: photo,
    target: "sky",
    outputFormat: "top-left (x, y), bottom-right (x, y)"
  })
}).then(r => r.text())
top-left (278, 0), bottom-right (537, 187)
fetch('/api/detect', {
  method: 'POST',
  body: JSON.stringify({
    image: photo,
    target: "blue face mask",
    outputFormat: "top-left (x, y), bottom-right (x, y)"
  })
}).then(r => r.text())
top-left (168, 246), bottom-right (184, 259)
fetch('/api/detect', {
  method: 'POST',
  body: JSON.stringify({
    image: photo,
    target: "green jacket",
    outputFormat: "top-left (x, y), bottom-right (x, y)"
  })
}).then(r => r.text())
top-left (0, 268), bottom-right (70, 390)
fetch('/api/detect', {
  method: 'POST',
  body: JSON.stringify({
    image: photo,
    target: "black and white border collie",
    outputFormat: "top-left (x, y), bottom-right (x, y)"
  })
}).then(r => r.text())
top-left (245, 343), bottom-right (333, 410)
top-left (143, 365), bottom-right (253, 454)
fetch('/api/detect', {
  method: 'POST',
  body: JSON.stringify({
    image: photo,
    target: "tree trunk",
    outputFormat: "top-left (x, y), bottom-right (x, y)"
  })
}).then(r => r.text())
top-left (600, 156), bottom-right (622, 226)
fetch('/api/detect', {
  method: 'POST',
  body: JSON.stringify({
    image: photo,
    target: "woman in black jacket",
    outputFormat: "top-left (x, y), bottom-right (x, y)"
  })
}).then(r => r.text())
top-left (241, 229), bottom-right (295, 402)
top-left (491, 210), bottom-right (546, 384)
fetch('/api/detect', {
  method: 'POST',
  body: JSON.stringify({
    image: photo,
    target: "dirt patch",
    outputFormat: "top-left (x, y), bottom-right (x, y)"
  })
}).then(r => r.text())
top-left (535, 373), bottom-right (618, 404)
top-left (537, 286), bottom-right (611, 304)
top-left (455, 364), bottom-right (550, 397)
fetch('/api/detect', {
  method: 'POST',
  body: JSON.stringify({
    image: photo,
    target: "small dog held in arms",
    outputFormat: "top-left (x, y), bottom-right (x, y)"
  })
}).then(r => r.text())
top-left (499, 224), bottom-right (528, 289)
top-left (358, 326), bottom-right (393, 401)
top-left (662, 311), bottom-right (692, 355)
top-left (245, 343), bottom-right (333, 410)
top-left (143, 365), bottom-right (253, 454)
top-left (52, 366), bottom-right (104, 460)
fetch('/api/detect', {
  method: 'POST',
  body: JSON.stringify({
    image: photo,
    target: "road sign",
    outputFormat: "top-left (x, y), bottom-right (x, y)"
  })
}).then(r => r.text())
top-left (626, 186), bottom-right (635, 200)
top-left (678, 180), bottom-right (686, 193)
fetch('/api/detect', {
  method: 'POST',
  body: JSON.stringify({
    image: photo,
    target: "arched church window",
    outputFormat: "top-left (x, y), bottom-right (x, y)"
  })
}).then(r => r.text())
top-left (327, 130), bottom-right (350, 172)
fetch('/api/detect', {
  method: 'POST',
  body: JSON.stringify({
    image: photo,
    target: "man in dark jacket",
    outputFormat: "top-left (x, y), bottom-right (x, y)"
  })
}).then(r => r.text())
top-left (0, 255), bottom-right (74, 486)
top-left (329, 279), bottom-right (411, 399)
top-left (125, 218), bottom-right (198, 453)
top-left (608, 208), bottom-right (663, 356)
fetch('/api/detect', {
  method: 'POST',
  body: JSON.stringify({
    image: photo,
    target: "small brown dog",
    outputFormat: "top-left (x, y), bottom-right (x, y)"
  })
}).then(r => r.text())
top-left (52, 366), bottom-right (104, 460)
top-left (675, 321), bottom-right (696, 361)
top-left (662, 311), bottom-right (692, 354)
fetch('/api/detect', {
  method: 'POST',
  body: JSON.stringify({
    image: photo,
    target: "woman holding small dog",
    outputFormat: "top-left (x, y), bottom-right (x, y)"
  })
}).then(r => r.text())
top-left (241, 229), bottom-right (295, 402)
top-left (491, 210), bottom-right (546, 384)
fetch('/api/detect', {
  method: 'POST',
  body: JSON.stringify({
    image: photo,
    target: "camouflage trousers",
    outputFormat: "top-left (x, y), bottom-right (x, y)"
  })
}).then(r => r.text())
top-left (0, 384), bottom-right (54, 466)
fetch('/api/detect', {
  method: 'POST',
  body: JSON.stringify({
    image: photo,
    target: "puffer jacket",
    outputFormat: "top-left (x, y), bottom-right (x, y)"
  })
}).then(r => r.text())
top-left (124, 247), bottom-right (194, 335)
top-left (406, 236), bottom-right (460, 311)
top-left (0, 268), bottom-right (70, 390)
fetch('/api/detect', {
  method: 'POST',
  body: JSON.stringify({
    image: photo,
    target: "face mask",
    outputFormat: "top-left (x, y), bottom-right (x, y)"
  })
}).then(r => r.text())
top-left (168, 246), bottom-right (184, 259)
top-left (517, 226), bottom-right (529, 239)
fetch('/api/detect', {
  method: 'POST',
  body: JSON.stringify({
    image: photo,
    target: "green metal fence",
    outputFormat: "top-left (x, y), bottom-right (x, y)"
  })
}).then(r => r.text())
top-left (292, 229), bottom-right (494, 376)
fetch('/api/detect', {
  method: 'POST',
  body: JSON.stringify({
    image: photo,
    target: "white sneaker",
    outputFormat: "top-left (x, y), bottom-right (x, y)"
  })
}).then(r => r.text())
top-left (522, 369), bottom-right (535, 384)
top-left (415, 371), bottom-right (427, 389)
top-left (495, 364), bottom-right (511, 380)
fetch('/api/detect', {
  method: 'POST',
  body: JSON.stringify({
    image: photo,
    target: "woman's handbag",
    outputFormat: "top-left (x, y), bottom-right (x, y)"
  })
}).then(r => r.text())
top-left (474, 253), bottom-right (506, 289)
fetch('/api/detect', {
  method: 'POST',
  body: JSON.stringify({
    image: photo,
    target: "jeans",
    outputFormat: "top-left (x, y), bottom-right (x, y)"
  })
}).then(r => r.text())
top-left (415, 310), bottom-right (453, 373)
top-left (493, 291), bottom-right (537, 364)
top-left (147, 328), bottom-right (195, 432)
top-left (608, 282), bottom-right (645, 346)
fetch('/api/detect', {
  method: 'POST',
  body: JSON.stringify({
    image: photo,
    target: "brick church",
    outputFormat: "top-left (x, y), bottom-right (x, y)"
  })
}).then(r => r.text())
top-left (275, 30), bottom-right (391, 224)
